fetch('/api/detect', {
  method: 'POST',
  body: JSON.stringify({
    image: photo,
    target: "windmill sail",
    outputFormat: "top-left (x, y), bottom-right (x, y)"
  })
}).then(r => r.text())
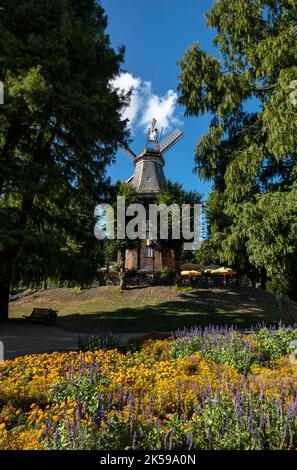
top-left (120, 143), bottom-right (137, 159)
top-left (159, 129), bottom-right (183, 154)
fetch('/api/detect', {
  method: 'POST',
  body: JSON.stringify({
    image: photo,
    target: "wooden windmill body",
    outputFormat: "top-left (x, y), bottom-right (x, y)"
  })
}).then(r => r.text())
top-left (122, 119), bottom-right (183, 273)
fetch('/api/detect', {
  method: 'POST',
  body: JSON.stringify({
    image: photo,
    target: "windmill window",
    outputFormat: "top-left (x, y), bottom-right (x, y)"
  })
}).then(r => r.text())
top-left (145, 248), bottom-right (153, 258)
top-left (147, 176), bottom-right (151, 182)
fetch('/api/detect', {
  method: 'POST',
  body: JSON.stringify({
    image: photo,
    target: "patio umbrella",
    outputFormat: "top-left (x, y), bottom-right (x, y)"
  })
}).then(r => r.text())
top-left (211, 267), bottom-right (237, 275)
top-left (181, 270), bottom-right (202, 276)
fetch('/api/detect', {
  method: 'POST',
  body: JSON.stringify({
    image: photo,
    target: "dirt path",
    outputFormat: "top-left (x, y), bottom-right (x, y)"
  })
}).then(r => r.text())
top-left (0, 323), bottom-right (80, 359)
top-left (0, 322), bottom-right (150, 360)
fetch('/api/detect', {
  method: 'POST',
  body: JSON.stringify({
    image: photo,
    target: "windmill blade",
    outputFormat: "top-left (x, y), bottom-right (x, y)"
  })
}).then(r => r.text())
top-left (159, 129), bottom-right (183, 154)
top-left (120, 143), bottom-right (137, 160)
top-left (126, 175), bottom-right (134, 184)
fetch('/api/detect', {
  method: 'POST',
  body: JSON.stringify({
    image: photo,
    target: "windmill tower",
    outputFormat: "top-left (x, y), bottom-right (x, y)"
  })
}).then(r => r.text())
top-left (122, 119), bottom-right (183, 272)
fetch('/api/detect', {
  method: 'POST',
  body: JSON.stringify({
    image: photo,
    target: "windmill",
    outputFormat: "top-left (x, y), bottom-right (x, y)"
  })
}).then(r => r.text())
top-left (122, 119), bottom-right (183, 198)
top-left (121, 119), bottom-right (183, 273)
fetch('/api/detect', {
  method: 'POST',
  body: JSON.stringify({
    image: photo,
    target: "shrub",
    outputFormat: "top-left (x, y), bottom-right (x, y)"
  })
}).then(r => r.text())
top-left (114, 287), bottom-right (124, 295)
top-left (160, 267), bottom-right (175, 285)
top-left (171, 285), bottom-right (192, 293)
top-left (71, 287), bottom-right (83, 296)
top-left (112, 263), bottom-right (120, 272)
top-left (252, 326), bottom-right (297, 363)
top-left (170, 325), bottom-right (297, 373)
top-left (78, 333), bottom-right (120, 352)
top-left (171, 333), bottom-right (258, 373)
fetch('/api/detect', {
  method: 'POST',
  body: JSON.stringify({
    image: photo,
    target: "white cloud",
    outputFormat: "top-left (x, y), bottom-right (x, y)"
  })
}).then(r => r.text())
top-left (111, 72), bottom-right (182, 134)
top-left (140, 89), bottom-right (180, 132)
top-left (110, 72), bottom-right (142, 125)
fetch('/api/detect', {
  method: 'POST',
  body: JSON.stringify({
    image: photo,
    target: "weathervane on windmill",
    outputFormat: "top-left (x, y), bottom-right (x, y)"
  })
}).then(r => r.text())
top-left (147, 118), bottom-right (160, 150)
top-left (121, 118), bottom-right (184, 272)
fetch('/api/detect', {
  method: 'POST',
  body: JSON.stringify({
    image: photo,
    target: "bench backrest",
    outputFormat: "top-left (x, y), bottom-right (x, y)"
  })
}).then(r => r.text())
top-left (31, 308), bottom-right (57, 318)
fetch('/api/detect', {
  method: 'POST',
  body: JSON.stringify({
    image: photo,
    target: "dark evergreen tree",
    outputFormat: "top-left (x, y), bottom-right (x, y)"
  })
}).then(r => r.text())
top-left (0, 0), bottom-right (128, 319)
top-left (178, 0), bottom-right (297, 297)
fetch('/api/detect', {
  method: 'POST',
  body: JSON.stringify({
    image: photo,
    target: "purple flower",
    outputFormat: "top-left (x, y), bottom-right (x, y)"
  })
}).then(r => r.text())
top-left (96, 394), bottom-right (104, 427)
top-left (225, 412), bottom-right (230, 431)
top-left (53, 384), bottom-right (60, 402)
top-left (260, 407), bottom-right (265, 429)
top-left (280, 424), bottom-right (287, 442)
top-left (219, 425), bottom-right (225, 438)
top-left (54, 426), bottom-right (59, 450)
top-left (132, 431), bottom-right (137, 449)
top-left (77, 396), bottom-right (82, 421)
top-left (187, 433), bottom-right (194, 450)
top-left (266, 410), bottom-right (270, 429)
top-left (45, 419), bottom-right (52, 445)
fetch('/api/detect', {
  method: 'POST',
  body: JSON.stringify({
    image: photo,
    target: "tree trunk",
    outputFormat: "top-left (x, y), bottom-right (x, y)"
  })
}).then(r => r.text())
top-left (118, 248), bottom-right (126, 290)
top-left (0, 281), bottom-right (10, 322)
top-left (174, 245), bottom-right (183, 286)
top-left (250, 270), bottom-right (257, 288)
top-left (103, 259), bottom-right (109, 286)
top-left (260, 267), bottom-right (267, 290)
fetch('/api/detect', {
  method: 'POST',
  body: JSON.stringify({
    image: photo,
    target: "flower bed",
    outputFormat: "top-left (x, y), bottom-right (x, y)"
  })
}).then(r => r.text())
top-left (0, 325), bottom-right (296, 450)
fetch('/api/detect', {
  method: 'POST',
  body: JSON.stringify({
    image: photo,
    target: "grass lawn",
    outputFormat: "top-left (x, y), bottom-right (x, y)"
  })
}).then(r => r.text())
top-left (8, 285), bottom-right (297, 333)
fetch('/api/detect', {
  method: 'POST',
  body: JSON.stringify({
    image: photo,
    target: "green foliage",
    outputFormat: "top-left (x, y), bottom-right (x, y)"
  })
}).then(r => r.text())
top-left (112, 263), bottom-right (121, 272)
top-left (160, 266), bottom-right (175, 284)
top-left (170, 335), bottom-right (203, 359)
top-left (114, 287), bottom-right (124, 295)
top-left (49, 393), bottom-right (297, 450)
top-left (171, 285), bottom-right (192, 293)
top-left (178, 0), bottom-right (297, 297)
top-left (252, 326), bottom-right (297, 363)
top-left (170, 333), bottom-right (257, 373)
top-left (186, 394), bottom-right (293, 450)
top-left (2, 329), bottom-right (297, 450)
top-left (47, 328), bottom-right (297, 450)
top-left (71, 287), bottom-right (83, 296)
top-left (195, 240), bottom-right (219, 267)
top-left (53, 375), bottom-right (111, 415)
top-left (157, 182), bottom-right (202, 275)
top-left (0, 0), bottom-right (128, 318)
top-left (170, 326), bottom-right (297, 372)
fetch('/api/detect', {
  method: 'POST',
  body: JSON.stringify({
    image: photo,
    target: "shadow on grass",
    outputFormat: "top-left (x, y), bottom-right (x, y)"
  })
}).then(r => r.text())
top-left (57, 289), bottom-right (287, 334)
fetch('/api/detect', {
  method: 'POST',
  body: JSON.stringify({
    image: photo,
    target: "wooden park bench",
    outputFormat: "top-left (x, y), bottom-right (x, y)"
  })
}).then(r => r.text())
top-left (23, 308), bottom-right (58, 326)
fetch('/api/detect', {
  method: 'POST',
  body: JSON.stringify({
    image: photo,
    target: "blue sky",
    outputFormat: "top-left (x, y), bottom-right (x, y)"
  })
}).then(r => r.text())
top-left (102, 0), bottom-right (216, 199)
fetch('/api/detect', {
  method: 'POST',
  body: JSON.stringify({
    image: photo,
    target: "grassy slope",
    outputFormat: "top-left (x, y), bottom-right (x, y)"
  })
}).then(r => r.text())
top-left (9, 286), bottom-right (297, 333)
